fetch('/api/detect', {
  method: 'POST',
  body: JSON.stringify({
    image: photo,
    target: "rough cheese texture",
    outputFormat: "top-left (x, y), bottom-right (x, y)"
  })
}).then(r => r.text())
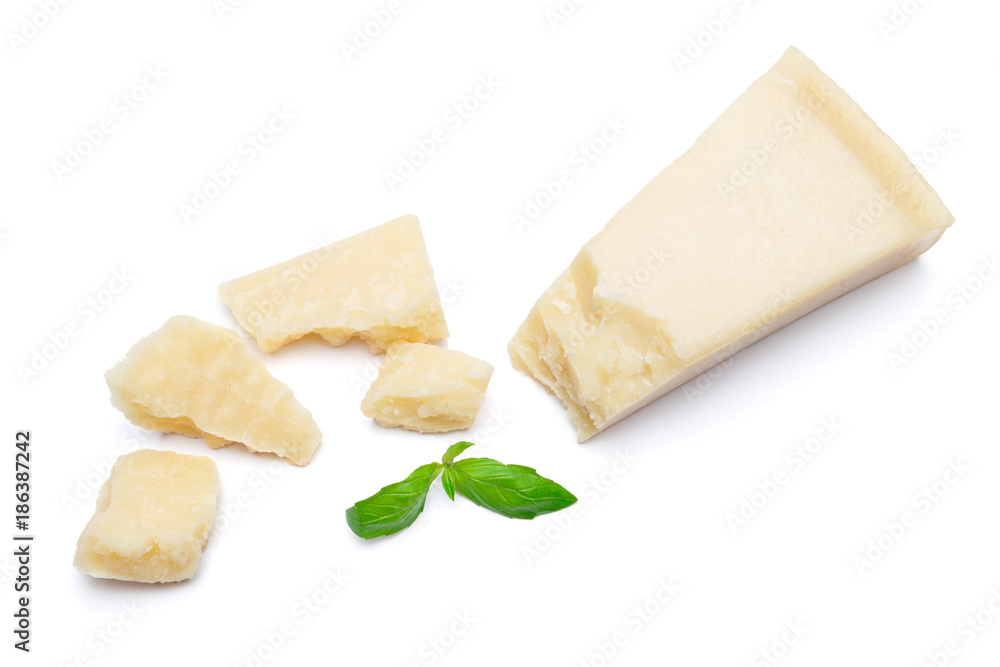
top-left (362, 342), bottom-right (494, 433)
top-left (74, 449), bottom-right (219, 583)
top-left (106, 316), bottom-right (322, 466)
top-left (219, 214), bottom-right (448, 353)
top-left (509, 47), bottom-right (955, 441)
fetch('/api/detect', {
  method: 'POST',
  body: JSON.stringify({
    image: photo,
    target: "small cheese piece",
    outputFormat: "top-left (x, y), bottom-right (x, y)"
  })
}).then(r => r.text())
top-left (219, 214), bottom-right (449, 353)
top-left (106, 316), bottom-right (322, 466)
top-left (362, 342), bottom-right (494, 433)
top-left (509, 47), bottom-right (955, 441)
top-left (74, 449), bottom-right (219, 583)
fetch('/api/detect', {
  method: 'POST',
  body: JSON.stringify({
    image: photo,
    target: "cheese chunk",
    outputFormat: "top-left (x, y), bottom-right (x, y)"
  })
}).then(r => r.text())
top-left (509, 47), bottom-right (955, 441)
top-left (74, 450), bottom-right (219, 583)
top-left (106, 316), bottom-right (322, 466)
top-left (219, 214), bottom-right (448, 354)
top-left (362, 342), bottom-right (494, 433)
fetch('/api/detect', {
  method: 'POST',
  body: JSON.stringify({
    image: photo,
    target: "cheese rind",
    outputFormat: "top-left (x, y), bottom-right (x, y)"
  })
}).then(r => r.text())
top-left (509, 47), bottom-right (955, 441)
top-left (106, 316), bottom-right (322, 465)
top-left (219, 214), bottom-right (448, 354)
top-left (73, 449), bottom-right (219, 583)
top-left (361, 342), bottom-right (494, 433)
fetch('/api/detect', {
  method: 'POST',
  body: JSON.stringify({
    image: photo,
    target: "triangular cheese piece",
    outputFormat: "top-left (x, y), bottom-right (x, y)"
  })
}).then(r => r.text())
top-left (510, 47), bottom-right (955, 441)
top-left (219, 214), bottom-right (448, 353)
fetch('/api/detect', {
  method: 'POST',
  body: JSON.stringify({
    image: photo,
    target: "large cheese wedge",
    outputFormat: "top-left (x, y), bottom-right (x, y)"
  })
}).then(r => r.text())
top-left (509, 47), bottom-right (954, 441)
top-left (219, 214), bottom-right (449, 354)
top-left (106, 316), bottom-right (322, 465)
top-left (74, 449), bottom-right (219, 583)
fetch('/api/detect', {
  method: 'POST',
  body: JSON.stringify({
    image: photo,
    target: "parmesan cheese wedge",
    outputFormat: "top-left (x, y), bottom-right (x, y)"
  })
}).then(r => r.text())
top-left (219, 214), bottom-right (448, 354)
top-left (74, 449), bottom-right (219, 583)
top-left (106, 316), bottom-right (322, 466)
top-left (509, 47), bottom-right (955, 441)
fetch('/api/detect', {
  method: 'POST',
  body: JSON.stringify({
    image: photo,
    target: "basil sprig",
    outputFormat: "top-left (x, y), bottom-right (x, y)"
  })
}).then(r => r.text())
top-left (345, 441), bottom-right (577, 539)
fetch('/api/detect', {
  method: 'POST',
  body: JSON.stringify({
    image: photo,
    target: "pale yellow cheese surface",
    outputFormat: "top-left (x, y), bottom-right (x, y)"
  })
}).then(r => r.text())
top-left (509, 47), bottom-right (955, 441)
top-left (219, 214), bottom-right (449, 354)
top-left (106, 315), bottom-right (322, 466)
top-left (362, 342), bottom-right (493, 433)
top-left (74, 449), bottom-right (219, 583)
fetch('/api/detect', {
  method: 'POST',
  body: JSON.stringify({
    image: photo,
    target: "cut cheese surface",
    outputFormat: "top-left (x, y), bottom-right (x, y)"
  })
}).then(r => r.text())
top-left (74, 449), bottom-right (219, 583)
top-left (219, 214), bottom-right (448, 354)
top-left (509, 47), bottom-right (955, 441)
top-left (362, 342), bottom-right (494, 433)
top-left (106, 315), bottom-right (322, 466)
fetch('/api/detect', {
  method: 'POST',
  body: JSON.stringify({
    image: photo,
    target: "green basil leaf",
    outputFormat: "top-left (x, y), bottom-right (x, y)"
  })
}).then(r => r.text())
top-left (442, 441), bottom-right (476, 465)
top-left (345, 463), bottom-right (442, 539)
top-left (441, 466), bottom-right (457, 501)
top-left (450, 457), bottom-right (578, 520)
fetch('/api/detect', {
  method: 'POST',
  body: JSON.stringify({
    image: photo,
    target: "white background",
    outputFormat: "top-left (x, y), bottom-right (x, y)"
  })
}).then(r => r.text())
top-left (2, 1), bottom-right (998, 665)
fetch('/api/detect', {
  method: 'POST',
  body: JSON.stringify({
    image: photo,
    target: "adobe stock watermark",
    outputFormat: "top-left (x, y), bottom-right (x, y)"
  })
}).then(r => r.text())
top-left (229, 229), bottom-right (341, 335)
top-left (383, 75), bottom-right (500, 192)
top-left (51, 65), bottom-right (168, 183)
top-left (0, 554), bottom-right (17, 587)
top-left (61, 424), bottom-right (152, 513)
top-left (233, 567), bottom-right (350, 667)
top-left (522, 449), bottom-right (638, 565)
top-left (911, 126), bottom-right (960, 173)
top-left (348, 275), bottom-right (469, 397)
top-left (511, 116), bottom-right (627, 234)
top-left (671, 0), bottom-right (755, 74)
top-left (178, 106), bottom-right (295, 223)
top-left (845, 125), bottom-right (958, 243)
top-left (887, 255), bottom-right (997, 372)
top-left (16, 268), bottom-right (135, 386)
top-left (718, 83), bottom-right (832, 197)
top-left (577, 578), bottom-right (681, 667)
top-left (726, 417), bottom-right (843, 534)
top-left (553, 244), bottom-right (671, 356)
top-left (464, 405), bottom-right (511, 450)
top-left (7, 0), bottom-right (72, 53)
top-left (339, 0), bottom-right (416, 63)
top-left (845, 189), bottom-right (896, 244)
top-left (915, 588), bottom-right (1000, 667)
top-left (751, 620), bottom-right (808, 667)
top-left (876, 0), bottom-right (933, 40)
top-left (682, 283), bottom-right (800, 403)
top-left (544, 0), bottom-right (592, 31)
top-left (55, 601), bottom-right (144, 667)
top-left (404, 610), bottom-right (476, 667)
top-left (210, 460), bottom-right (288, 539)
top-left (611, 245), bottom-right (668, 300)
top-left (853, 459), bottom-right (970, 575)
top-left (213, 0), bottom-right (250, 20)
